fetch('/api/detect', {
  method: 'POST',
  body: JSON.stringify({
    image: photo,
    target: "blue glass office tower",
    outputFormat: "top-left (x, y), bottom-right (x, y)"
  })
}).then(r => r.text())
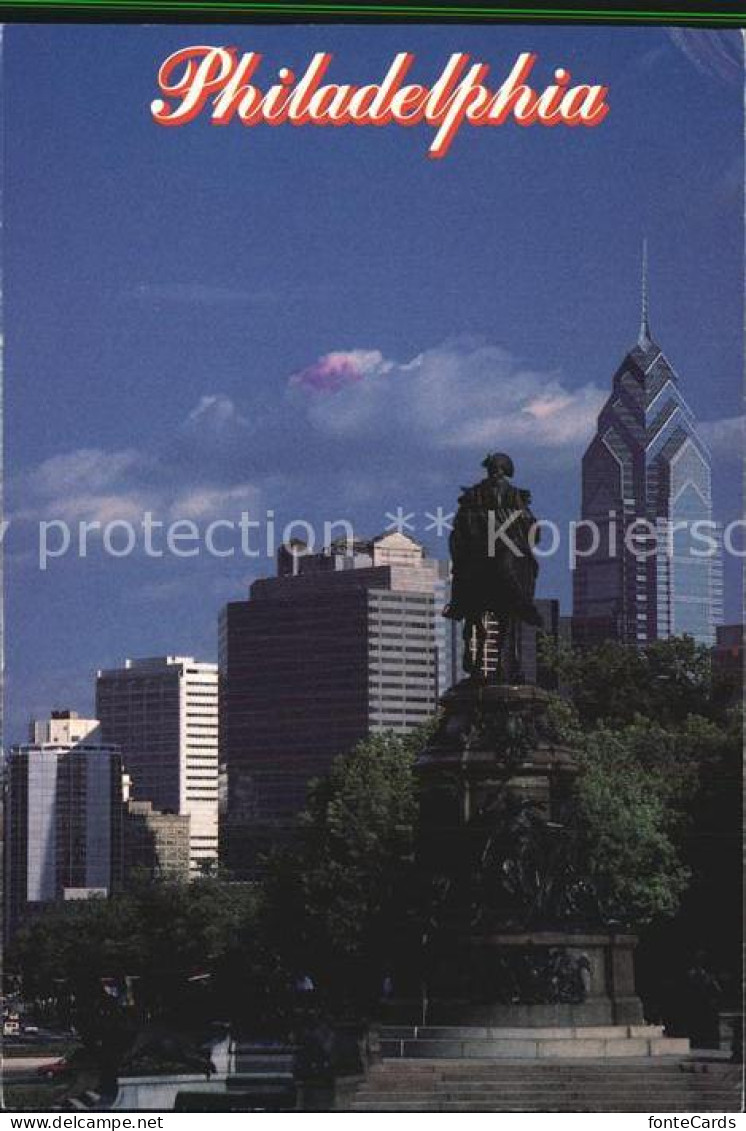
top-left (573, 251), bottom-right (722, 647)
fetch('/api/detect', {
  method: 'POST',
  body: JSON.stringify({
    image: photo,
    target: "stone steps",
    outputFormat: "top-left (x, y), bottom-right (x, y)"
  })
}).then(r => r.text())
top-left (348, 1061), bottom-right (742, 1112)
top-left (357, 1083), bottom-right (739, 1090)
top-left (358, 1069), bottom-right (723, 1079)
top-left (382, 1025), bottom-right (666, 1038)
top-left (379, 1024), bottom-right (689, 1060)
top-left (352, 1102), bottom-right (736, 1112)
top-left (356, 1078), bottom-right (734, 1089)
top-left (381, 1038), bottom-right (689, 1059)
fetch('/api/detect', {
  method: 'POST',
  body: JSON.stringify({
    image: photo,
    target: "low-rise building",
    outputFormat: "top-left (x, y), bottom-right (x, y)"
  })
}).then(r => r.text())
top-left (123, 800), bottom-right (190, 885)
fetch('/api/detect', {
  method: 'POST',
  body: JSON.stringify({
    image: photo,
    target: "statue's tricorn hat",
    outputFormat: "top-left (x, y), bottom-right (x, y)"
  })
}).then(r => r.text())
top-left (482, 452), bottom-right (514, 477)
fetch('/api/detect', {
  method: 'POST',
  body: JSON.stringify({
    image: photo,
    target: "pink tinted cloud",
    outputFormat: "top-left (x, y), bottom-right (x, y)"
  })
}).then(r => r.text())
top-left (289, 350), bottom-right (375, 395)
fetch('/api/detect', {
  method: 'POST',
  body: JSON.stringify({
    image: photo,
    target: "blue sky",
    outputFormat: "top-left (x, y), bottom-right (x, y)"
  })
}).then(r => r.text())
top-left (4, 23), bottom-right (743, 741)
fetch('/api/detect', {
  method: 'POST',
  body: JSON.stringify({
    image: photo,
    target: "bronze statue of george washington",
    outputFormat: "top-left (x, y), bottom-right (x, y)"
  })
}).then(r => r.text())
top-left (444, 453), bottom-right (542, 682)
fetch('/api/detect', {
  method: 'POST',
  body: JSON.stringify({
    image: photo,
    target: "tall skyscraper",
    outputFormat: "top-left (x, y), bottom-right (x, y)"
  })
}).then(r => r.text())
top-left (96, 656), bottom-right (219, 875)
top-left (220, 531), bottom-right (448, 876)
top-left (5, 710), bottom-right (123, 931)
top-left (573, 247), bottom-right (722, 648)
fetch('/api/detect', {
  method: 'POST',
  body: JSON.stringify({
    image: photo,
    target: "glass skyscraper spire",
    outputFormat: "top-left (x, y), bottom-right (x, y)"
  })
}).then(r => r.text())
top-left (573, 246), bottom-right (722, 647)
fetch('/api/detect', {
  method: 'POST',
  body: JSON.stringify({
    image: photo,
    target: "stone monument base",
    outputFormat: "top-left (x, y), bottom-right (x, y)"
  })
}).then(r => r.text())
top-left (413, 681), bottom-right (652, 1043)
top-left (395, 931), bottom-right (645, 1029)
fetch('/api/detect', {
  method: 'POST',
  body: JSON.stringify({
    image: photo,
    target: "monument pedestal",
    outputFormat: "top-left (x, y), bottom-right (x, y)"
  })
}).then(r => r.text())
top-left (399, 679), bottom-right (684, 1056)
top-left (424, 932), bottom-right (642, 1028)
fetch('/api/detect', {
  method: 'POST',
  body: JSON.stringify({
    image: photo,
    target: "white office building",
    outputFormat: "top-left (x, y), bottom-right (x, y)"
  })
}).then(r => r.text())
top-left (96, 656), bottom-right (219, 875)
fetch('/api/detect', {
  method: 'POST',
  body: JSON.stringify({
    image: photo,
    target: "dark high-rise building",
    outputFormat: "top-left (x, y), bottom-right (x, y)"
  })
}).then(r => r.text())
top-left (573, 248), bottom-right (721, 648)
top-left (519, 599), bottom-right (573, 690)
top-left (712, 624), bottom-right (744, 705)
top-left (220, 532), bottom-right (449, 876)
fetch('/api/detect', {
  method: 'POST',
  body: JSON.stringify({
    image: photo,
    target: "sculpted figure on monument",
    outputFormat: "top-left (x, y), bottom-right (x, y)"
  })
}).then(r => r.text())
top-left (471, 796), bottom-right (602, 932)
top-left (444, 452), bottom-right (542, 680)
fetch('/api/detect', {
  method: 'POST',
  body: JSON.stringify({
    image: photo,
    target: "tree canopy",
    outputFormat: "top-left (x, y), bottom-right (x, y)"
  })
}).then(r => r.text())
top-left (262, 727), bottom-right (428, 1009)
top-left (10, 878), bottom-right (261, 1036)
top-left (540, 633), bottom-right (730, 728)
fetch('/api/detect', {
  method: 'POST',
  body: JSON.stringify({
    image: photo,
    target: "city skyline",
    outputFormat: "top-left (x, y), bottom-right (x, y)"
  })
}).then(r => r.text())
top-left (5, 24), bottom-right (743, 742)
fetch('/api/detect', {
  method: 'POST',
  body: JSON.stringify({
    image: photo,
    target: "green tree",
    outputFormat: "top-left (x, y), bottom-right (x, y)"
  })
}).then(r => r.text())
top-left (573, 723), bottom-right (692, 924)
top-left (539, 634), bottom-right (741, 1011)
top-left (541, 634), bottom-right (716, 727)
top-left (10, 878), bottom-right (261, 1036)
top-left (550, 699), bottom-right (737, 929)
top-left (263, 727), bottom-right (429, 1009)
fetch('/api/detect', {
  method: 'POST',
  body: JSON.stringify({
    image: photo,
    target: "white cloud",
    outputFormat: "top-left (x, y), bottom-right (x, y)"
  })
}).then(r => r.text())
top-left (12, 339), bottom-right (611, 534)
top-left (169, 483), bottom-right (261, 521)
top-left (25, 448), bottom-right (142, 498)
top-left (42, 492), bottom-right (155, 526)
top-left (447, 382), bottom-right (605, 450)
top-left (183, 394), bottom-right (250, 434)
top-left (13, 398), bottom-right (263, 528)
top-left (289, 349), bottom-right (391, 394)
top-left (292, 340), bottom-right (605, 456)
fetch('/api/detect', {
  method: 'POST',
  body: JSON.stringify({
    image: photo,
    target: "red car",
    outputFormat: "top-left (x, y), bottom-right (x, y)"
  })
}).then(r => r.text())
top-left (37, 1057), bottom-right (70, 1080)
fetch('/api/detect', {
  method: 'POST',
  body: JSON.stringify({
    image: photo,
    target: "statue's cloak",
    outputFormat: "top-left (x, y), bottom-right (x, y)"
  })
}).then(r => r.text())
top-left (447, 477), bottom-right (541, 626)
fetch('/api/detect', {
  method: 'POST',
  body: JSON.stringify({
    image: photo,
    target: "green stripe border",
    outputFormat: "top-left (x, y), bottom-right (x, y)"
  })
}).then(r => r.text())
top-left (0, 0), bottom-right (742, 23)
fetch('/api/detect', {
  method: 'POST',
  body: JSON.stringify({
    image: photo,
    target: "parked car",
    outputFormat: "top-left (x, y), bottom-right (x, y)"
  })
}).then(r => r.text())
top-left (37, 1057), bottom-right (71, 1080)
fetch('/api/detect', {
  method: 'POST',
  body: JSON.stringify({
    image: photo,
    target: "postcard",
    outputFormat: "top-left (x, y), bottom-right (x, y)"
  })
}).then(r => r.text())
top-left (2, 7), bottom-right (743, 1120)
